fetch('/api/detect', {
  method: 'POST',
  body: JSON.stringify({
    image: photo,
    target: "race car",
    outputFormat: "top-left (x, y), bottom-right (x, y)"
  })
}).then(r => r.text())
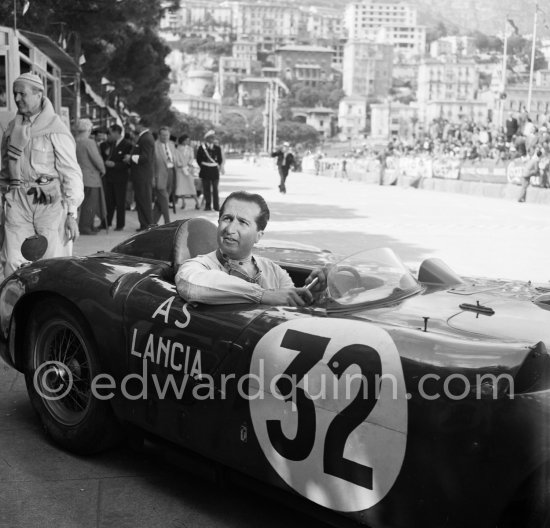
top-left (0, 217), bottom-right (549, 528)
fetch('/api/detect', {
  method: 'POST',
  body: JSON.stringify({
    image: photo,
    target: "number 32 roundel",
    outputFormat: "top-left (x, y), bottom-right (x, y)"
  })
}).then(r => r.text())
top-left (249, 319), bottom-right (407, 513)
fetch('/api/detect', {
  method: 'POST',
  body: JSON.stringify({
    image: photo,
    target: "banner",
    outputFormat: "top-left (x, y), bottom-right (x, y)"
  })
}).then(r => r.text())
top-left (459, 160), bottom-right (509, 184)
top-left (432, 158), bottom-right (460, 180)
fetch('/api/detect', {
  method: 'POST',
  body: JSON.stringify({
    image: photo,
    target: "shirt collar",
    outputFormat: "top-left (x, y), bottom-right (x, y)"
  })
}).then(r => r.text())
top-left (216, 249), bottom-right (262, 284)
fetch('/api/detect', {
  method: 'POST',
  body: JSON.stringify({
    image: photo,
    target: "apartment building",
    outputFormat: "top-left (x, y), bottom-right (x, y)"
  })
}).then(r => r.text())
top-left (417, 58), bottom-right (484, 124)
top-left (338, 95), bottom-right (368, 139)
top-left (233, 40), bottom-right (257, 61)
top-left (304, 6), bottom-right (346, 41)
top-left (344, 0), bottom-right (426, 57)
top-left (230, 2), bottom-right (302, 52)
top-left (343, 40), bottom-right (393, 99)
top-left (274, 45), bottom-right (334, 87)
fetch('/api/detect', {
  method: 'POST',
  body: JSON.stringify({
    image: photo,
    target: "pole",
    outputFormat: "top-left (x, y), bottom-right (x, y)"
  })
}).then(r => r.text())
top-left (268, 82), bottom-right (274, 153)
top-left (273, 83), bottom-right (278, 150)
top-left (263, 87), bottom-right (269, 152)
top-left (13, 0), bottom-right (17, 30)
top-left (499, 16), bottom-right (509, 130)
top-left (527, 4), bottom-right (538, 114)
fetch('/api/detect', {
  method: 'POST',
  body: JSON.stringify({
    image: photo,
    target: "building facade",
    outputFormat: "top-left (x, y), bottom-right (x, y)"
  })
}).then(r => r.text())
top-left (417, 57), bottom-right (480, 124)
top-left (344, 0), bottom-right (426, 58)
top-left (230, 2), bottom-right (302, 52)
top-left (1, 26), bottom-right (81, 135)
top-left (291, 106), bottom-right (336, 138)
top-left (343, 40), bottom-right (393, 99)
top-left (505, 85), bottom-right (550, 124)
top-left (274, 45), bottom-right (334, 87)
top-left (338, 95), bottom-right (368, 140)
top-left (170, 93), bottom-right (221, 124)
top-left (370, 101), bottom-right (418, 139)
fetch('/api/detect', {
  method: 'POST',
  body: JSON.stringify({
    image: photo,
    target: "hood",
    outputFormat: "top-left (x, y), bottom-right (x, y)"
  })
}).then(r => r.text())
top-left (352, 277), bottom-right (550, 347)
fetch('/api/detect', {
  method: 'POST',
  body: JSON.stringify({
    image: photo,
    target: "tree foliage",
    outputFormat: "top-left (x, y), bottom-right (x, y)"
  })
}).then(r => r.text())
top-left (1, 0), bottom-right (177, 126)
top-left (276, 121), bottom-right (319, 147)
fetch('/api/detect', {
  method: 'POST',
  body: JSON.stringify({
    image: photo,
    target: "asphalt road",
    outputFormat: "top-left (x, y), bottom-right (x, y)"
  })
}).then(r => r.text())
top-left (1, 159), bottom-right (549, 528)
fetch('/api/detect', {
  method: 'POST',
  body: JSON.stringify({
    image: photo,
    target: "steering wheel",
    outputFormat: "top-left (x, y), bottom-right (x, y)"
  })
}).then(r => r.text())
top-left (330, 265), bottom-right (363, 297)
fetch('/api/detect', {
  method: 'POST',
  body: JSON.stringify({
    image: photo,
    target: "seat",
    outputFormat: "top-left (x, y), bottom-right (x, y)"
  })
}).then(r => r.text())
top-left (172, 218), bottom-right (218, 269)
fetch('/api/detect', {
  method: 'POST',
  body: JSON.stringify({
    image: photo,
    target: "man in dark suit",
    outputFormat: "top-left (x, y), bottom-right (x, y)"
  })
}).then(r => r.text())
top-left (196, 129), bottom-right (223, 211)
top-left (101, 124), bottom-right (132, 231)
top-left (505, 112), bottom-right (519, 143)
top-left (271, 142), bottom-right (295, 194)
top-left (125, 117), bottom-right (154, 231)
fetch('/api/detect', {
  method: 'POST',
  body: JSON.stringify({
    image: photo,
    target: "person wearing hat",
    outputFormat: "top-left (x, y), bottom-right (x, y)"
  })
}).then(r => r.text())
top-left (271, 141), bottom-right (296, 193)
top-left (0, 72), bottom-right (84, 277)
top-left (196, 129), bottom-right (223, 211)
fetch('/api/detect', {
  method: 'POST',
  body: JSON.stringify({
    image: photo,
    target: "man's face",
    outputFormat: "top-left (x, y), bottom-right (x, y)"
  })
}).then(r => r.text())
top-left (13, 82), bottom-right (42, 117)
top-left (159, 129), bottom-right (170, 143)
top-left (96, 132), bottom-right (108, 143)
top-left (108, 130), bottom-right (120, 142)
top-left (217, 199), bottom-right (263, 260)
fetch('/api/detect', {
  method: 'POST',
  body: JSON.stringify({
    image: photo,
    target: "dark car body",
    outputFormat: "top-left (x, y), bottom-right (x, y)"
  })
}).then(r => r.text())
top-left (0, 218), bottom-right (549, 528)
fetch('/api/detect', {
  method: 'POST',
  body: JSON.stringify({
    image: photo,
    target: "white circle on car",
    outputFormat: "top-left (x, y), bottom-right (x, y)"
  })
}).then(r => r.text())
top-left (249, 318), bottom-right (407, 512)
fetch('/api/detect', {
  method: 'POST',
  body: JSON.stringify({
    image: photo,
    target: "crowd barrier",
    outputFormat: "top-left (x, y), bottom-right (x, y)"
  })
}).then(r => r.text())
top-left (302, 154), bottom-right (550, 205)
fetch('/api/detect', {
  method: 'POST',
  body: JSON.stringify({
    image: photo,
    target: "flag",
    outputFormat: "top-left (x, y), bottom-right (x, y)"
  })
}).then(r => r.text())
top-left (79, 53), bottom-right (86, 66)
top-left (506, 17), bottom-right (519, 37)
top-left (536, 4), bottom-right (550, 31)
top-left (22, 0), bottom-right (30, 15)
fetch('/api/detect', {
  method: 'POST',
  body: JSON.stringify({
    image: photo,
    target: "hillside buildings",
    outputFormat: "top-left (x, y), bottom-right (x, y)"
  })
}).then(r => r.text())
top-left (161, 0), bottom-right (541, 140)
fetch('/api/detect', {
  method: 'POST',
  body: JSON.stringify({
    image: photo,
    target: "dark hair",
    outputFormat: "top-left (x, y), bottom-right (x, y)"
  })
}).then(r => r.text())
top-left (178, 134), bottom-right (189, 144)
top-left (109, 124), bottom-right (122, 134)
top-left (219, 191), bottom-right (270, 231)
top-left (93, 126), bottom-right (108, 136)
top-left (159, 126), bottom-right (170, 134)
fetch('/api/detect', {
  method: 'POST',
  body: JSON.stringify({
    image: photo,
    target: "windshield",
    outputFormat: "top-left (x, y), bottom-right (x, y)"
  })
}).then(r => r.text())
top-left (326, 248), bottom-right (421, 310)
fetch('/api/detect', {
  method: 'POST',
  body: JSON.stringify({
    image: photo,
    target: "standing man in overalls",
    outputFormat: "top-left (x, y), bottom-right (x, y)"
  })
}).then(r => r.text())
top-left (0, 73), bottom-right (83, 277)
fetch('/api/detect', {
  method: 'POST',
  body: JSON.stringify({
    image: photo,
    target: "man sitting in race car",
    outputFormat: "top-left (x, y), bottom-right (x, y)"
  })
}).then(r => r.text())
top-left (175, 191), bottom-right (325, 306)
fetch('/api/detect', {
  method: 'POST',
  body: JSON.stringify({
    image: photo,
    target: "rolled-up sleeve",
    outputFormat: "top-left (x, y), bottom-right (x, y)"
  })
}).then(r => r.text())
top-left (51, 133), bottom-right (84, 213)
top-left (176, 259), bottom-right (264, 304)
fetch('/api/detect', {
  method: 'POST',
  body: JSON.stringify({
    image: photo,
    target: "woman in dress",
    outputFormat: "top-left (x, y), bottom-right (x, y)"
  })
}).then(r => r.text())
top-left (175, 134), bottom-right (200, 210)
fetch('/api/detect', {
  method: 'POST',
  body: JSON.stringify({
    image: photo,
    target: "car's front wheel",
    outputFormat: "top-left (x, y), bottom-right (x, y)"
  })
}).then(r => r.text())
top-left (24, 299), bottom-right (121, 454)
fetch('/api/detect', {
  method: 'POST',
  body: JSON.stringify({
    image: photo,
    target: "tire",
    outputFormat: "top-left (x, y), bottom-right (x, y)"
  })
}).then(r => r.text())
top-left (24, 299), bottom-right (122, 455)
